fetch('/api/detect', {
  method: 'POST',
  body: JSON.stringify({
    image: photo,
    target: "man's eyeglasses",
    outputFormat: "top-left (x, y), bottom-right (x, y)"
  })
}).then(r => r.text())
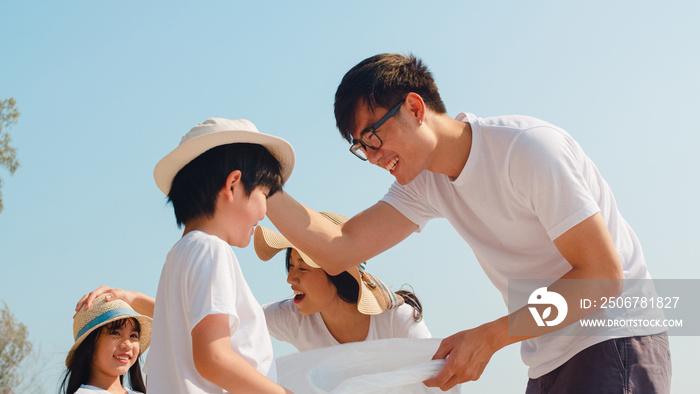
top-left (349, 100), bottom-right (404, 161)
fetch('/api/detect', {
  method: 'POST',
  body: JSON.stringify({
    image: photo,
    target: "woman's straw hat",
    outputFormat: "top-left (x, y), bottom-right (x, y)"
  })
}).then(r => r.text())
top-left (254, 212), bottom-right (404, 315)
top-left (66, 294), bottom-right (152, 367)
top-left (153, 117), bottom-right (295, 195)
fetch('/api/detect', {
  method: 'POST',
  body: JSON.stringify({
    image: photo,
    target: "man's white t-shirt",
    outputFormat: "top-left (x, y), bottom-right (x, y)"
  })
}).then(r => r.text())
top-left (382, 113), bottom-right (661, 378)
top-left (145, 231), bottom-right (275, 393)
top-left (263, 299), bottom-right (431, 352)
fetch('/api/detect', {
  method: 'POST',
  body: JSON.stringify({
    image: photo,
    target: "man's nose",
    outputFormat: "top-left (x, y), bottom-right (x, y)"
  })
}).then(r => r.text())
top-left (366, 147), bottom-right (382, 165)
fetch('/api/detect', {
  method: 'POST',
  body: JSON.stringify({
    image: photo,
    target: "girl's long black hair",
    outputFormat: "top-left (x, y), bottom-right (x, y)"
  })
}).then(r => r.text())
top-left (60, 318), bottom-right (146, 393)
top-left (285, 248), bottom-right (423, 321)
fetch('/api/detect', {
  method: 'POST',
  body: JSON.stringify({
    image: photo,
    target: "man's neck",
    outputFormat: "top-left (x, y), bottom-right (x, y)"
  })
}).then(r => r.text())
top-left (427, 114), bottom-right (472, 179)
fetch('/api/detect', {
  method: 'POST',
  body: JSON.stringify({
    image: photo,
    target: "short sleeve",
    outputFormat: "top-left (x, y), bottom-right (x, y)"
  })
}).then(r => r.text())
top-left (263, 299), bottom-right (301, 343)
top-left (186, 239), bottom-right (240, 332)
top-left (508, 126), bottom-right (600, 240)
top-left (381, 175), bottom-right (441, 232)
top-left (392, 304), bottom-right (432, 339)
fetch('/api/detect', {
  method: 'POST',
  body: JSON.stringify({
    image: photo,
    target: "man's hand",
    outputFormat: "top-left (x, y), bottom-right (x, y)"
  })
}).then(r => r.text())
top-left (423, 322), bottom-right (504, 391)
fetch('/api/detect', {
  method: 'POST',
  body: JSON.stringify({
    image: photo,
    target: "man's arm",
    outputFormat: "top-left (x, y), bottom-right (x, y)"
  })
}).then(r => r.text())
top-left (424, 212), bottom-right (624, 390)
top-left (192, 314), bottom-right (292, 393)
top-left (266, 191), bottom-right (417, 275)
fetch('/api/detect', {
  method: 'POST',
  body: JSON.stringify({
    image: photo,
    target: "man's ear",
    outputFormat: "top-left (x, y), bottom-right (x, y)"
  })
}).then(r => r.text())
top-left (405, 92), bottom-right (426, 124)
top-left (222, 170), bottom-right (242, 200)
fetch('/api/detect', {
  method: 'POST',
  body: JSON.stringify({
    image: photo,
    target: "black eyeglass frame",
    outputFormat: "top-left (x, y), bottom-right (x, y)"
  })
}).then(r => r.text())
top-left (349, 100), bottom-right (404, 161)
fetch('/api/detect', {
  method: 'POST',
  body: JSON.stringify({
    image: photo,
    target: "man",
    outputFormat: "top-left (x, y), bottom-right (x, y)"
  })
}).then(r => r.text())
top-left (267, 53), bottom-right (670, 392)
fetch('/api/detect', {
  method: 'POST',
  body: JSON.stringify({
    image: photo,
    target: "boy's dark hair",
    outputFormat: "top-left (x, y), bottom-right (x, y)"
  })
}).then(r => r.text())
top-left (168, 143), bottom-right (283, 227)
top-left (334, 53), bottom-right (447, 143)
top-left (284, 248), bottom-right (424, 322)
top-left (60, 318), bottom-right (146, 394)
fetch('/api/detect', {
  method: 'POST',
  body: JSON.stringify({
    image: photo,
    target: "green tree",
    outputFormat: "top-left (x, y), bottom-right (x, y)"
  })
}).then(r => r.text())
top-left (0, 301), bottom-right (33, 393)
top-left (0, 97), bottom-right (20, 214)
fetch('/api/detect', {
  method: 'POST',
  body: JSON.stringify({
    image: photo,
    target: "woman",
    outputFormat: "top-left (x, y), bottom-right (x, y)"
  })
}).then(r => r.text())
top-left (255, 211), bottom-right (430, 351)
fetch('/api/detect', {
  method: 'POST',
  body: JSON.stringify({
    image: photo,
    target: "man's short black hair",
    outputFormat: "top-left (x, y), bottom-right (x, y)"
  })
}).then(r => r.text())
top-left (168, 143), bottom-right (282, 227)
top-left (334, 53), bottom-right (446, 143)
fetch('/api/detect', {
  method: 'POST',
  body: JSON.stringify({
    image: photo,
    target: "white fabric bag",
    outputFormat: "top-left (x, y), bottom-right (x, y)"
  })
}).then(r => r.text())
top-left (276, 338), bottom-right (462, 393)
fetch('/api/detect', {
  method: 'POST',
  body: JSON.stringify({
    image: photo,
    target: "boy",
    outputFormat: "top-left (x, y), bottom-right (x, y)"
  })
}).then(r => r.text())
top-left (147, 117), bottom-right (294, 393)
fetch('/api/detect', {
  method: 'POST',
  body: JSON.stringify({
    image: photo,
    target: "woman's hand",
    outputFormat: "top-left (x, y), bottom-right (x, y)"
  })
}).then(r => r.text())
top-left (75, 285), bottom-right (154, 318)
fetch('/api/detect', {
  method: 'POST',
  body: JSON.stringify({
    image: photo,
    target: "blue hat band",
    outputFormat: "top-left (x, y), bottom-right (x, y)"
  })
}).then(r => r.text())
top-left (75, 308), bottom-right (140, 341)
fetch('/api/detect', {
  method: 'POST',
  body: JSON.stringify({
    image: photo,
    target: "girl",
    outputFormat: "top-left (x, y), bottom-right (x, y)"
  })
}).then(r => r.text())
top-left (255, 211), bottom-right (430, 351)
top-left (61, 294), bottom-right (151, 394)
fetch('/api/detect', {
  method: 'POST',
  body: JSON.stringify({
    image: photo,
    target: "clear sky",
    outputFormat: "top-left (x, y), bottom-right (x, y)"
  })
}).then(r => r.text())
top-left (1, 1), bottom-right (698, 392)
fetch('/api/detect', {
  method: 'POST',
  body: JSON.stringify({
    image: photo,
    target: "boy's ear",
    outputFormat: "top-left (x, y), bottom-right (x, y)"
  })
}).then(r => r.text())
top-left (222, 170), bottom-right (242, 200)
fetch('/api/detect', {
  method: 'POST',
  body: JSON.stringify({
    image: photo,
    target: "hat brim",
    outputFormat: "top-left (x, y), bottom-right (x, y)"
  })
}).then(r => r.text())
top-left (65, 312), bottom-right (152, 367)
top-left (254, 211), bottom-right (349, 268)
top-left (154, 129), bottom-right (295, 195)
top-left (348, 267), bottom-right (404, 315)
top-left (254, 223), bottom-right (404, 315)
top-left (254, 226), bottom-right (319, 268)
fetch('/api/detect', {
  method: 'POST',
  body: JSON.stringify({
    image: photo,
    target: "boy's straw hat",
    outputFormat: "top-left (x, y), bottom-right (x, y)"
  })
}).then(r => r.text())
top-left (66, 294), bottom-right (152, 367)
top-left (254, 212), bottom-right (404, 315)
top-left (154, 118), bottom-right (295, 195)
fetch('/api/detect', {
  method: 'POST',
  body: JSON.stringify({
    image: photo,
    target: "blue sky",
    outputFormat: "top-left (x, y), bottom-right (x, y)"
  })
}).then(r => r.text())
top-left (1, 1), bottom-right (698, 392)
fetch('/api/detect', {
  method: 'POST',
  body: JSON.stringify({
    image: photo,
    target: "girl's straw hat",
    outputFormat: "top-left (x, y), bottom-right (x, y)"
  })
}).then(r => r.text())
top-left (254, 212), bottom-right (404, 315)
top-left (66, 294), bottom-right (152, 367)
top-left (153, 117), bottom-right (295, 195)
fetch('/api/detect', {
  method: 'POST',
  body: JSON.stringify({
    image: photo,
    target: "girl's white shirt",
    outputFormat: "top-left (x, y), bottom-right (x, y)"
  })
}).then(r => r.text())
top-left (74, 384), bottom-right (143, 394)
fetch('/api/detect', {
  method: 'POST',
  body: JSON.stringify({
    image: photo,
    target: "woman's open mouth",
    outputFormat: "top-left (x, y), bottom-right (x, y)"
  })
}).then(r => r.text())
top-left (293, 290), bottom-right (305, 303)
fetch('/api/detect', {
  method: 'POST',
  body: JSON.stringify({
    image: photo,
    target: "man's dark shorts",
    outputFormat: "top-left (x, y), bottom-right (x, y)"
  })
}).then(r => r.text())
top-left (526, 332), bottom-right (671, 394)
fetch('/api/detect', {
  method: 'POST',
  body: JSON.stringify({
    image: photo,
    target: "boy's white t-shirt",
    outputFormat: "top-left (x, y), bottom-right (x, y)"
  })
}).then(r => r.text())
top-left (263, 299), bottom-right (431, 352)
top-left (381, 113), bottom-right (660, 378)
top-left (145, 230), bottom-right (275, 393)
